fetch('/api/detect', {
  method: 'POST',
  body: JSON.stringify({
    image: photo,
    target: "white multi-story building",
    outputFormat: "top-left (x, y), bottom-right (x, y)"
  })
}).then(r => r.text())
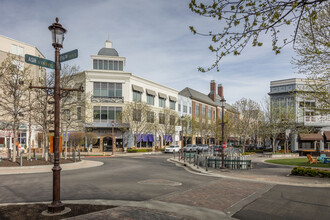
top-left (77, 40), bottom-right (180, 151)
top-left (269, 78), bottom-right (330, 154)
top-left (0, 35), bottom-right (45, 150)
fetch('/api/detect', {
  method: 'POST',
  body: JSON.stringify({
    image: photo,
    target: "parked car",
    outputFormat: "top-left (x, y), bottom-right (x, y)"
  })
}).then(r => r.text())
top-left (164, 145), bottom-right (181, 153)
top-left (211, 145), bottom-right (223, 154)
top-left (197, 144), bottom-right (209, 152)
top-left (183, 144), bottom-right (198, 152)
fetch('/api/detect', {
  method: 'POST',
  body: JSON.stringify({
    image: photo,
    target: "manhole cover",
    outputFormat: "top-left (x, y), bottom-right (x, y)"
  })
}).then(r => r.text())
top-left (138, 179), bottom-right (182, 186)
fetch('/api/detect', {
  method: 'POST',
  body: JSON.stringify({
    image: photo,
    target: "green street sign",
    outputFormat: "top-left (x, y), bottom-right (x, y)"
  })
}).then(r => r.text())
top-left (25, 54), bottom-right (54, 69)
top-left (60, 49), bottom-right (78, 62)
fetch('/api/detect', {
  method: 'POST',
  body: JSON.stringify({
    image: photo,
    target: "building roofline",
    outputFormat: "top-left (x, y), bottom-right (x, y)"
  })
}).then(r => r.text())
top-left (0, 34), bottom-right (45, 58)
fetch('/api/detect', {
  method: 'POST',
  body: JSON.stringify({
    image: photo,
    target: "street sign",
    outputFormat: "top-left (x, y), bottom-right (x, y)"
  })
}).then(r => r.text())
top-left (222, 142), bottom-right (226, 148)
top-left (25, 54), bottom-right (54, 69)
top-left (60, 49), bottom-right (78, 62)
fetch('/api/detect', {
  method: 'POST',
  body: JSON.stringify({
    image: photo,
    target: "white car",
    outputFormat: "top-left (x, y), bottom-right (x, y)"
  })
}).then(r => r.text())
top-left (164, 145), bottom-right (181, 153)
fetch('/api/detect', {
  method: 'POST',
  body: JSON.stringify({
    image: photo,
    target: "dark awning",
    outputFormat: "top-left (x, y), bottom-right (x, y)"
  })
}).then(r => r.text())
top-left (324, 131), bottom-right (330, 141)
top-left (132, 85), bottom-right (144, 93)
top-left (169, 96), bottom-right (177, 102)
top-left (158, 92), bottom-right (167, 99)
top-left (146, 89), bottom-right (156, 96)
top-left (300, 132), bottom-right (323, 141)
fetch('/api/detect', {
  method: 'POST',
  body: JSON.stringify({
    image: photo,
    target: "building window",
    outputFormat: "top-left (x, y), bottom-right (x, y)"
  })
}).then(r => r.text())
top-left (93, 82), bottom-right (123, 98)
top-left (159, 113), bottom-right (165, 124)
top-left (202, 106), bottom-right (206, 117)
top-left (195, 104), bottom-right (199, 116)
top-left (93, 59), bottom-right (124, 71)
top-left (189, 107), bottom-right (192, 114)
top-left (178, 104), bottom-right (181, 111)
top-left (93, 106), bottom-right (122, 123)
top-left (170, 115), bottom-right (175, 125)
top-left (64, 109), bottom-right (70, 121)
top-left (147, 111), bottom-right (154, 123)
top-left (133, 91), bottom-right (142, 102)
top-left (159, 98), bottom-right (166, 108)
top-left (208, 109), bottom-right (211, 119)
top-left (170, 100), bottom-right (176, 110)
top-left (147, 94), bottom-right (155, 105)
top-left (77, 107), bottom-right (82, 120)
top-left (11, 44), bottom-right (24, 56)
top-left (183, 105), bottom-right (187, 113)
top-left (133, 109), bottom-right (141, 121)
top-left (18, 132), bottom-right (26, 145)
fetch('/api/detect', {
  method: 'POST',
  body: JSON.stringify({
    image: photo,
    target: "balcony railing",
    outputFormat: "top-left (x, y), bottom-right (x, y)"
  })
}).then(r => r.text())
top-left (91, 96), bottom-right (124, 103)
top-left (304, 115), bottom-right (330, 126)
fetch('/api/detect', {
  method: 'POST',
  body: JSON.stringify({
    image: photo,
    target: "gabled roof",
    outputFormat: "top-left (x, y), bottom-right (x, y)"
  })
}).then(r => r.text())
top-left (179, 87), bottom-right (218, 106)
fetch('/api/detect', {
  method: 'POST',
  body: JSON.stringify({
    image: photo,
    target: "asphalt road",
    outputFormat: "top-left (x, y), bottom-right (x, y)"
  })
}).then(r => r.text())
top-left (1, 154), bottom-right (330, 219)
top-left (0, 154), bottom-right (218, 203)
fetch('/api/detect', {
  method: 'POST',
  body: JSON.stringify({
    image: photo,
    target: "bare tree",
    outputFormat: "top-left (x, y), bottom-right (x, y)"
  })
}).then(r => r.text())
top-left (69, 132), bottom-right (85, 156)
top-left (120, 101), bottom-right (152, 147)
top-left (0, 55), bottom-right (30, 162)
top-left (233, 98), bottom-right (260, 152)
top-left (158, 108), bottom-right (178, 146)
top-left (86, 132), bottom-right (98, 152)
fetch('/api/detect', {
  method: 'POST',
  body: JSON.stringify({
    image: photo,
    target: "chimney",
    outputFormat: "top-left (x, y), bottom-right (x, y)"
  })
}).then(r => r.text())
top-left (210, 80), bottom-right (216, 102)
top-left (218, 84), bottom-right (224, 99)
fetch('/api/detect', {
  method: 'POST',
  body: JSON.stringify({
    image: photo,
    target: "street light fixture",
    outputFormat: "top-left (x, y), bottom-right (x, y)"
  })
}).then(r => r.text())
top-left (220, 97), bottom-right (226, 169)
top-left (47, 17), bottom-right (66, 213)
top-left (181, 115), bottom-right (184, 158)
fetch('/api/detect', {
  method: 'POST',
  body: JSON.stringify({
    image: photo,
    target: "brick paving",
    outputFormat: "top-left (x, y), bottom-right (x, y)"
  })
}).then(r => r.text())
top-left (65, 206), bottom-right (198, 220)
top-left (157, 179), bottom-right (269, 211)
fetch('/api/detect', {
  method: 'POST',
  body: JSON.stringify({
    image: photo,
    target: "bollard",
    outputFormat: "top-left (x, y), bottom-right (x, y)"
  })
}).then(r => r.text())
top-left (184, 151), bottom-right (186, 162)
top-left (173, 151), bottom-right (176, 159)
top-left (20, 154), bottom-right (23, 167)
top-left (178, 151), bottom-right (180, 161)
top-left (78, 149), bottom-right (81, 161)
top-left (189, 149), bottom-right (192, 164)
top-left (9, 149), bottom-right (11, 161)
top-left (205, 156), bottom-right (208, 171)
top-left (73, 150), bottom-right (76, 162)
top-left (196, 155), bottom-right (199, 168)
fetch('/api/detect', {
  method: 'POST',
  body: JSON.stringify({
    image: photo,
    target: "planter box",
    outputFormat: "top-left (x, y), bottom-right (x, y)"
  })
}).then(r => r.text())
top-left (263, 153), bottom-right (299, 158)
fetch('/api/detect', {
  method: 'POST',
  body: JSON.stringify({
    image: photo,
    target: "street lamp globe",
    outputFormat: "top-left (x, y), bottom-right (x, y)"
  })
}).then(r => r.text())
top-left (48, 17), bottom-right (67, 48)
top-left (220, 98), bottom-right (226, 107)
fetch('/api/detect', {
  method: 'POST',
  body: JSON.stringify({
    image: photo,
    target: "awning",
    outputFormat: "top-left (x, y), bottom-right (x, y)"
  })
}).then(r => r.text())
top-left (135, 134), bottom-right (142, 142)
top-left (324, 131), bottom-right (330, 141)
top-left (146, 89), bottom-right (156, 96)
top-left (142, 134), bottom-right (149, 142)
top-left (169, 96), bottom-right (177, 102)
top-left (132, 85), bottom-right (144, 93)
top-left (299, 132), bottom-right (323, 141)
top-left (164, 135), bottom-right (173, 143)
top-left (158, 92), bottom-right (167, 99)
top-left (148, 134), bottom-right (154, 142)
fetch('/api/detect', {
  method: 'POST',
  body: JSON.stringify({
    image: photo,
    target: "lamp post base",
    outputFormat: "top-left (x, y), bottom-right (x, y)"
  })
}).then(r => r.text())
top-left (48, 201), bottom-right (65, 213)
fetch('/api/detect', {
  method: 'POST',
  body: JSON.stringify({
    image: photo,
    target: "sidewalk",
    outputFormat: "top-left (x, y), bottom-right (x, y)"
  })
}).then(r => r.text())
top-left (169, 155), bottom-right (330, 187)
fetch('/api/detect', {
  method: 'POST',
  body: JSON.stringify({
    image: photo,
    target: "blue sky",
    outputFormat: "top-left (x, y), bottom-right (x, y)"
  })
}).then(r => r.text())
top-left (0, 0), bottom-right (301, 104)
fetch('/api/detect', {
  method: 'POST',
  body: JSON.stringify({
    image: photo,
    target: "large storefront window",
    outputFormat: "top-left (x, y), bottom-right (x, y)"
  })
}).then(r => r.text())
top-left (93, 106), bottom-right (122, 123)
top-left (18, 132), bottom-right (26, 145)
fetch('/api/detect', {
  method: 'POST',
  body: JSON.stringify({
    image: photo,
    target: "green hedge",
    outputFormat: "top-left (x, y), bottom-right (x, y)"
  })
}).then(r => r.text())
top-left (127, 148), bottom-right (153, 153)
top-left (291, 167), bottom-right (330, 178)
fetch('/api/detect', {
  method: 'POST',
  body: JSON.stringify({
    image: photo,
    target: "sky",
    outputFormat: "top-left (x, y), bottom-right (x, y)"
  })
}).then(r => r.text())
top-left (0, 0), bottom-right (301, 105)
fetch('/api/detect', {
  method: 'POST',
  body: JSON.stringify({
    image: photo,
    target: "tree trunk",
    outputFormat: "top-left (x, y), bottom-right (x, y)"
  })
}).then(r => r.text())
top-left (12, 124), bottom-right (17, 162)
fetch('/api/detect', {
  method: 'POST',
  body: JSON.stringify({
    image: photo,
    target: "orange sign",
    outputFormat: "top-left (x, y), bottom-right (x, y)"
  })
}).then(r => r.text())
top-left (49, 136), bottom-right (62, 153)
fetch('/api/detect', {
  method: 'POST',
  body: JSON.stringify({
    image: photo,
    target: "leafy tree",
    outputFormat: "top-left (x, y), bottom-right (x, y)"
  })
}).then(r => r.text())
top-left (189, 0), bottom-right (327, 71)
top-left (0, 55), bottom-right (30, 162)
top-left (293, 2), bottom-right (329, 113)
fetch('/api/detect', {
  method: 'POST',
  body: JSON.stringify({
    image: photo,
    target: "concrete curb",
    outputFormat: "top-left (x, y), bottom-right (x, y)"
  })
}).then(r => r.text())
top-left (169, 158), bottom-right (330, 188)
top-left (0, 199), bottom-right (236, 220)
top-left (0, 160), bottom-right (104, 175)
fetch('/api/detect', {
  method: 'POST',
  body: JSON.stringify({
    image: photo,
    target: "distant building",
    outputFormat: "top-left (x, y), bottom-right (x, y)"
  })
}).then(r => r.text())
top-left (269, 78), bottom-right (330, 154)
top-left (0, 35), bottom-right (45, 150)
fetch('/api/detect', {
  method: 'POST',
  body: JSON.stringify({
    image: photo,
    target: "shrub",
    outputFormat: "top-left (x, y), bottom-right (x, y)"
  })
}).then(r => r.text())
top-left (291, 167), bottom-right (330, 178)
top-left (127, 148), bottom-right (153, 153)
